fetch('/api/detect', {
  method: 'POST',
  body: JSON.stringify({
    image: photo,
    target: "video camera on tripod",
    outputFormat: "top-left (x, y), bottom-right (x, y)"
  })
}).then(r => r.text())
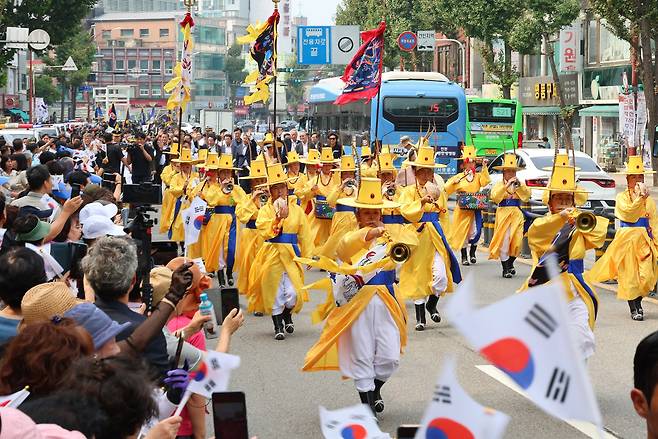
top-left (124, 204), bottom-right (158, 312)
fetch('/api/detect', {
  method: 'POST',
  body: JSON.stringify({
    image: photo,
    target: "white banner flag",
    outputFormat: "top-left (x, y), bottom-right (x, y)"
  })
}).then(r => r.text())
top-left (319, 404), bottom-right (391, 439)
top-left (182, 196), bottom-right (207, 247)
top-left (445, 275), bottom-right (603, 429)
top-left (636, 91), bottom-right (647, 147)
top-left (414, 356), bottom-right (509, 439)
top-left (619, 93), bottom-right (636, 147)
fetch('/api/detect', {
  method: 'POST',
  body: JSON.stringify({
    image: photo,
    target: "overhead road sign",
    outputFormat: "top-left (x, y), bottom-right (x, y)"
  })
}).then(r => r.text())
top-left (331, 25), bottom-right (360, 65)
top-left (297, 25), bottom-right (360, 65)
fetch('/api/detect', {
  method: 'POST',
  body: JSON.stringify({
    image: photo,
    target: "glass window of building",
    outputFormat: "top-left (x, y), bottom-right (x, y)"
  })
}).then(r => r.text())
top-left (102, 59), bottom-right (113, 72)
top-left (139, 28), bottom-right (149, 38)
top-left (197, 53), bottom-right (224, 70)
top-left (139, 86), bottom-right (149, 96)
top-left (160, 28), bottom-right (169, 38)
top-left (152, 59), bottom-right (161, 71)
top-left (140, 59), bottom-right (148, 71)
top-left (196, 26), bottom-right (226, 45)
top-left (115, 59), bottom-right (125, 70)
top-left (195, 79), bottom-right (225, 96)
top-left (587, 20), bottom-right (598, 64)
top-left (128, 59), bottom-right (137, 71)
top-left (164, 59), bottom-right (173, 74)
top-left (120, 28), bottom-right (134, 37)
top-left (151, 87), bottom-right (162, 96)
top-left (599, 21), bottom-right (630, 62)
top-left (101, 30), bottom-right (111, 40)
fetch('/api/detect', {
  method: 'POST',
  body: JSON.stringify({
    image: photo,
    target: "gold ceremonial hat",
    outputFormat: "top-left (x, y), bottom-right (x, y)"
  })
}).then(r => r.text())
top-left (197, 148), bottom-right (208, 163)
top-left (378, 153), bottom-right (396, 173)
top-left (536, 165), bottom-right (589, 195)
top-left (285, 150), bottom-right (301, 165)
top-left (616, 155), bottom-right (656, 175)
top-left (456, 145), bottom-right (477, 161)
top-left (411, 146), bottom-right (446, 169)
top-left (542, 153), bottom-right (581, 171)
top-left (217, 153), bottom-right (240, 171)
top-left (242, 155), bottom-right (267, 179)
top-left (319, 147), bottom-right (338, 164)
top-left (301, 149), bottom-right (320, 165)
top-left (493, 152), bottom-right (524, 171)
top-left (204, 151), bottom-right (221, 170)
top-left (332, 155), bottom-right (356, 172)
top-left (257, 162), bottom-right (293, 187)
top-left (380, 145), bottom-right (391, 154)
top-left (361, 145), bottom-right (372, 157)
top-left (337, 178), bottom-right (399, 209)
top-left (163, 142), bottom-right (180, 155)
top-left (259, 132), bottom-right (284, 148)
top-left (171, 148), bottom-right (195, 164)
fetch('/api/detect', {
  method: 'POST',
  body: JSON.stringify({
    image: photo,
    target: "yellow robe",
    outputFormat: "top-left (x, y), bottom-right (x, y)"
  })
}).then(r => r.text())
top-left (159, 165), bottom-right (178, 234)
top-left (297, 171), bottom-right (318, 218)
top-left (247, 200), bottom-right (314, 315)
top-left (444, 166), bottom-right (491, 249)
top-left (360, 161), bottom-right (378, 178)
top-left (317, 184), bottom-right (358, 258)
top-left (167, 171), bottom-right (199, 243)
top-left (588, 190), bottom-right (658, 300)
top-left (488, 180), bottom-right (531, 260)
top-left (521, 212), bottom-right (609, 329)
top-left (398, 184), bottom-right (460, 300)
top-left (303, 228), bottom-right (412, 373)
top-left (196, 182), bottom-right (251, 273)
top-left (304, 171), bottom-right (339, 247)
top-left (287, 173), bottom-right (309, 206)
top-left (235, 198), bottom-right (261, 296)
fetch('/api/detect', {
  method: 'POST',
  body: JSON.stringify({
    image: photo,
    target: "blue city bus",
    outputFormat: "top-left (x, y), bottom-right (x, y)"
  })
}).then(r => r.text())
top-left (308, 71), bottom-right (467, 177)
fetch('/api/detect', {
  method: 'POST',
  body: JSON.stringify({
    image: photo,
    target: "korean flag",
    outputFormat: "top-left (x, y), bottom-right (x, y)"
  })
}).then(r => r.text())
top-left (319, 404), bottom-right (391, 439)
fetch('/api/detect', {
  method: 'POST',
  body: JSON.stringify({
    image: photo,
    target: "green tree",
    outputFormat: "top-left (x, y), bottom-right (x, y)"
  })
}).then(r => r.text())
top-left (44, 27), bottom-right (95, 121)
top-left (225, 42), bottom-right (246, 105)
top-left (509, 0), bottom-right (580, 148)
top-left (588, 0), bottom-right (658, 176)
top-left (32, 75), bottom-right (60, 105)
top-left (285, 60), bottom-right (306, 109)
top-left (0, 0), bottom-right (96, 86)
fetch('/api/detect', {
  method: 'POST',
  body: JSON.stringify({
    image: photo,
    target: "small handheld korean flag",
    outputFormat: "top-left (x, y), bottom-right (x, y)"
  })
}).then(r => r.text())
top-left (445, 275), bottom-right (603, 430)
top-left (186, 351), bottom-right (240, 399)
top-left (182, 196), bottom-right (207, 247)
top-left (319, 404), bottom-right (391, 439)
top-left (414, 356), bottom-right (509, 439)
top-left (0, 388), bottom-right (30, 408)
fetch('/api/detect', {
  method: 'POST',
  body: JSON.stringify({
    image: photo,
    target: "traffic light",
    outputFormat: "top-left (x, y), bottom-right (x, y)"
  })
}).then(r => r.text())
top-left (278, 67), bottom-right (294, 73)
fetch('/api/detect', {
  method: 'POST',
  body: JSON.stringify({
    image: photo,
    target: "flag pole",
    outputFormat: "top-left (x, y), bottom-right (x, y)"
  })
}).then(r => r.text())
top-left (272, 0), bottom-right (280, 134)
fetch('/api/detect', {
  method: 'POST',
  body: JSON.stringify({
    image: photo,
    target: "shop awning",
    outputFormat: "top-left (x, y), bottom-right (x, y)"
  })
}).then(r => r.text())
top-left (7, 108), bottom-right (29, 121)
top-left (522, 106), bottom-right (561, 116)
top-left (578, 104), bottom-right (619, 117)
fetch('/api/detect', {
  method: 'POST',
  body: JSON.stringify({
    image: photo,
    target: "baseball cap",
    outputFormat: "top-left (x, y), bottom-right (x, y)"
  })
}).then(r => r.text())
top-left (18, 205), bottom-right (54, 221)
top-left (150, 266), bottom-right (173, 305)
top-left (64, 303), bottom-right (130, 350)
top-left (79, 202), bottom-right (118, 224)
top-left (0, 407), bottom-right (86, 439)
top-left (21, 282), bottom-right (81, 326)
top-left (82, 215), bottom-right (125, 240)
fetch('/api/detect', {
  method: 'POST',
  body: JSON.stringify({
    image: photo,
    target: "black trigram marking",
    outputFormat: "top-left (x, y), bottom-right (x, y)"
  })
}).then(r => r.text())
top-left (432, 385), bottom-right (451, 404)
top-left (545, 368), bottom-right (570, 403)
top-left (525, 303), bottom-right (558, 338)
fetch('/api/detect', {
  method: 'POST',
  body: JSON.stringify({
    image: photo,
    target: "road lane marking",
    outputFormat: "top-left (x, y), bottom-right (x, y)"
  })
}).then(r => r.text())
top-left (475, 365), bottom-right (620, 439)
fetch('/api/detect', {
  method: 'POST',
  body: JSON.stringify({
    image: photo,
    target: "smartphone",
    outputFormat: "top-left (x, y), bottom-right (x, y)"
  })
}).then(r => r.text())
top-left (221, 288), bottom-right (240, 322)
top-left (212, 392), bottom-right (248, 439)
top-left (397, 425), bottom-right (419, 439)
top-left (71, 183), bottom-right (81, 199)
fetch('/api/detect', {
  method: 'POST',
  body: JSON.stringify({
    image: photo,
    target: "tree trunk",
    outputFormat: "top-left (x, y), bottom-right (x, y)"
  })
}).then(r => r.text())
top-left (502, 42), bottom-right (512, 99)
top-left (60, 82), bottom-right (66, 123)
top-left (544, 34), bottom-right (574, 150)
top-left (70, 86), bottom-right (77, 120)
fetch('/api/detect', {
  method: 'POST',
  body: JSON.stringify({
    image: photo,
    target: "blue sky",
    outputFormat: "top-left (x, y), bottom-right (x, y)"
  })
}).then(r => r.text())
top-left (295, 0), bottom-right (341, 25)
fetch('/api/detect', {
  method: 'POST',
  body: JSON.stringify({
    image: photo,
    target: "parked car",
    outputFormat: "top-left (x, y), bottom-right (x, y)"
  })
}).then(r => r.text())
top-left (487, 148), bottom-right (616, 214)
top-left (0, 129), bottom-right (37, 144)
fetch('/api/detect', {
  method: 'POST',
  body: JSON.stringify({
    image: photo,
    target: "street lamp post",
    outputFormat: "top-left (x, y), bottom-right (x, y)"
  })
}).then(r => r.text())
top-left (435, 38), bottom-right (466, 89)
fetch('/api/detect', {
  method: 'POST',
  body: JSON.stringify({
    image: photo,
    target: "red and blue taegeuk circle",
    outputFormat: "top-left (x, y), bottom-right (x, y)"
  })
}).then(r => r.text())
top-left (480, 337), bottom-right (535, 389)
top-left (426, 418), bottom-right (474, 439)
top-left (193, 215), bottom-right (205, 230)
top-left (340, 424), bottom-right (367, 439)
top-left (191, 361), bottom-right (207, 382)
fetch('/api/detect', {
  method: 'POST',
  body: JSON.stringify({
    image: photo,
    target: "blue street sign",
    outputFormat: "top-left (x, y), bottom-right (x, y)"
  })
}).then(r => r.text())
top-left (397, 31), bottom-right (417, 52)
top-left (297, 26), bottom-right (331, 65)
top-left (78, 85), bottom-right (93, 92)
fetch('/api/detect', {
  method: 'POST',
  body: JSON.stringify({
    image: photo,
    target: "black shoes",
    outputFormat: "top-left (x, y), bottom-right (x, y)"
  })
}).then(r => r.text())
top-left (461, 248), bottom-right (470, 266)
top-left (373, 379), bottom-right (385, 413)
top-left (217, 270), bottom-right (226, 287)
top-left (425, 295), bottom-right (441, 323)
top-left (414, 303), bottom-right (426, 331)
top-left (358, 390), bottom-right (377, 416)
top-left (272, 315), bottom-right (285, 340)
top-left (469, 245), bottom-right (477, 264)
top-left (629, 297), bottom-right (645, 321)
top-left (281, 307), bottom-right (295, 333)
top-left (502, 260), bottom-right (513, 278)
top-left (253, 312), bottom-right (263, 317)
top-left (226, 272), bottom-right (234, 286)
top-left (508, 256), bottom-right (516, 275)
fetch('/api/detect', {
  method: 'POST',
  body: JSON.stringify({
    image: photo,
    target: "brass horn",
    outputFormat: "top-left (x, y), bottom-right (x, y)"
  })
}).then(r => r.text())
top-left (575, 211), bottom-right (596, 232)
top-left (389, 242), bottom-right (411, 263)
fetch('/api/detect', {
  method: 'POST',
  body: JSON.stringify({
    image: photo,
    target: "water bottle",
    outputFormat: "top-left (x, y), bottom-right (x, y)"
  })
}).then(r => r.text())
top-left (199, 293), bottom-right (219, 339)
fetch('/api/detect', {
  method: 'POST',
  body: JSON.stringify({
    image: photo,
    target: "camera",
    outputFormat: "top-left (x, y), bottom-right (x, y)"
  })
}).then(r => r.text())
top-left (123, 183), bottom-right (163, 205)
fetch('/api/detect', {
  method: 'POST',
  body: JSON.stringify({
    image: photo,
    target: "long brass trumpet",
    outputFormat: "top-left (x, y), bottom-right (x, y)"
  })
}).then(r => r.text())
top-left (574, 211), bottom-right (597, 232)
top-left (382, 229), bottom-right (411, 263)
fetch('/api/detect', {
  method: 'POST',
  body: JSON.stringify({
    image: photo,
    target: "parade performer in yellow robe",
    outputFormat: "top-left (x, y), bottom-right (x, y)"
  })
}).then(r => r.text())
top-left (285, 151), bottom-right (308, 206)
top-left (159, 143), bottom-right (181, 234)
top-left (379, 153), bottom-right (404, 234)
top-left (302, 178), bottom-right (418, 415)
top-left (235, 156), bottom-right (268, 308)
top-left (304, 147), bottom-right (339, 247)
top-left (520, 164), bottom-right (609, 360)
top-left (166, 147), bottom-right (199, 243)
top-left (297, 149), bottom-right (320, 216)
top-left (444, 145), bottom-right (491, 265)
top-left (399, 147), bottom-right (461, 331)
top-left (317, 155), bottom-right (359, 258)
top-left (488, 152), bottom-right (531, 277)
top-left (248, 163), bottom-right (314, 340)
top-left (360, 143), bottom-right (379, 178)
top-left (588, 155), bottom-right (658, 321)
top-left (259, 132), bottom-right (282, 164)
top-left (195, 153), bottom-right (251, 286)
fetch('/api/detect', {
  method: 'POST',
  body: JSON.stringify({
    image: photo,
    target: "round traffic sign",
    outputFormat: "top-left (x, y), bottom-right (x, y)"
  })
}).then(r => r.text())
top-left (28, 29), bottom-right (50, 51)
top-left (337, 36), bottom-right (354, 53)
top-left (397, 31), bottom-right (417, 52)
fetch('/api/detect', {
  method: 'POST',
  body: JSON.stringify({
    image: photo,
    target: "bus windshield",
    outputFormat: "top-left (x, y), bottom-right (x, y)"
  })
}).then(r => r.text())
top-left (468, 102), bottom-right (516, 123)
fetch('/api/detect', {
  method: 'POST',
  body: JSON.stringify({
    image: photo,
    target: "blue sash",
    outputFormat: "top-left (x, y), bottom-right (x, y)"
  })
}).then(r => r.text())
top-left (266, 233), bottom-right (301, 257)
top-left (245, 219), bottom-right (257, 229)
top-left (203, 205), bottom-right (237, 273)
top-left (417, 212), bottom-right (462, 284)
top-left (336, 205), bottom-right (356, 213)
top-left (316, 195), bottom-right (327, 201)
top-left (382, 214), bottom-right (404, 224)
top-left (366, 270), bottom-right (396, 297)
top-left (167, 197), bottom-right (183, 239)
top-left (621, 217), bottom-right (652, 238)
top-left (499, 199), bottom-right (521, 207)
top-left (288, 188), bottom-right (295, 195)
top-left (568, 259), bottom-right (598, 319)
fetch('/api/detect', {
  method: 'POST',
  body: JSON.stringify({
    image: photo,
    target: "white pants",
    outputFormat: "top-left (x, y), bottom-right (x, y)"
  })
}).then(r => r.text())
top-left (500, 228), bottom-right (512, 262)
top-left (218, 246), bottom-right (226, 270)
top-left (462, 218), bottom-right (478, 249)
top-left (414, 252), bottom-right (448, 305)
top-left (272, 273), bottom-right (297, 315)
top-left (568, 296), bottom-right (595, 360)
top-left (338, 295), bottom-right (401, 392)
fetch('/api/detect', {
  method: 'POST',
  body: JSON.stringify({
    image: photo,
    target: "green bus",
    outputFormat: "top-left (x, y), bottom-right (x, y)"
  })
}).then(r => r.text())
top-left (466, 97), bottom-right (523, 157)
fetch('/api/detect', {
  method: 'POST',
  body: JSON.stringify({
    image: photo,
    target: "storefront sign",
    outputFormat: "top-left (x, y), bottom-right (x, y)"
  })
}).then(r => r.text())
top-left (519, 74), bottom-right (579, 107)
top-left (559, 24), bottom-right (581, 72)
top-left (619, 93), bottom-right (635, 146)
